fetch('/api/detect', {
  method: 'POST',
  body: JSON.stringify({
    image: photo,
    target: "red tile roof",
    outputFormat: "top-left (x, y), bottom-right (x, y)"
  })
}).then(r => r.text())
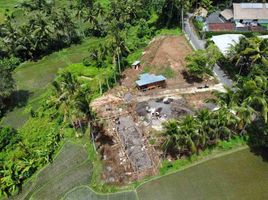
top-left (208, 23), bottom-right (235, 32)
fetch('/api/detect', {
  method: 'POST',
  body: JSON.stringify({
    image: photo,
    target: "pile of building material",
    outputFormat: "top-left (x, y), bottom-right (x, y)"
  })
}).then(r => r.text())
top-left (135, 97), bottom-right (194, 130)
top-left (116, 116), bottom-right (152, 172)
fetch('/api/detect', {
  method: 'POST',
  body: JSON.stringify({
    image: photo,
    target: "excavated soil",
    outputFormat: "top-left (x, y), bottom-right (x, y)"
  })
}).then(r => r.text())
top-left (142, 36), bottom-right (191, 70)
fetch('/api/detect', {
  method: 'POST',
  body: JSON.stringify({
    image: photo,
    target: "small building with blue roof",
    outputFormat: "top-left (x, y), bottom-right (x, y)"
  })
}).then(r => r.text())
top-left (136, 73), bottom-right (166, 91)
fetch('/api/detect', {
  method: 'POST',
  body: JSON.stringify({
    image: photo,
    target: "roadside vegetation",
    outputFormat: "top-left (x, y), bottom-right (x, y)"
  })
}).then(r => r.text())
top-left (175, 36), bottom-right (268, 164)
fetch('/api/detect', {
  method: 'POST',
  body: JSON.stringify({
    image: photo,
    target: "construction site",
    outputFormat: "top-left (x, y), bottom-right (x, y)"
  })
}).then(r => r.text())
top-left (90, 35), bottom-right (223, 185)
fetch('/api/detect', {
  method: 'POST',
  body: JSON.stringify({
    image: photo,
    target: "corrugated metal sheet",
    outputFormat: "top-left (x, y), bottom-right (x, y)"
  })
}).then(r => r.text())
top-left (234, 3), bottom-right (268, 20)
top-left (132, 60), bottom-right (140, 66)
top-left (136, 73), bottom-right (166, 87)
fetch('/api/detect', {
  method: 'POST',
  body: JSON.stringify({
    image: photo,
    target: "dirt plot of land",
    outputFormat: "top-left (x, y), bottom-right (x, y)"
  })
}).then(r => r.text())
top-left (91, 36), bottom-right (219, 186)
top-left (142, 36), bottom-right (191, 72)
top-left (121, 36), bottom-right (216, 91)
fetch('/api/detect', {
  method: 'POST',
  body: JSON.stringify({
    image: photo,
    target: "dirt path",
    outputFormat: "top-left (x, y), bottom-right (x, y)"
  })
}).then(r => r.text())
top-left (136, 84), bottom-right (225, 102)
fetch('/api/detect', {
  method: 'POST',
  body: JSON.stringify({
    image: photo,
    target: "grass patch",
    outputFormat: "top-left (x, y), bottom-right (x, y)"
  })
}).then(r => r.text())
top-left (161, 66), bottom-right (174, 78)
top-left (155, 28), bottom-right (181, 36)
top-left (127, 48), bottom-right (143, 65)
top-left (141, 66), bottom-right (174, 78)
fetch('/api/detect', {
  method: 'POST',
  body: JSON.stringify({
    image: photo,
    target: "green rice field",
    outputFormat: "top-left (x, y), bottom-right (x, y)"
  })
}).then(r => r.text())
top-left (13, 142), bottom-right (92, 200)
top-left (137, 148), bottom-right (268, 200)
top-left (0, 37), bottom-right (104, 128)
top-left (64, 186), bottom-right (138, 200)
top-left (14, 147), bottom-right (268, 200)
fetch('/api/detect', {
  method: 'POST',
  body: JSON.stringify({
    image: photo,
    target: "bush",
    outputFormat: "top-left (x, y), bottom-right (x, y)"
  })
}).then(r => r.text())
top-left (0, 57), bottom-right (21, 70)
top-left (0, 126), bottom-right (19, 150)
top-left (83, 57), bottom-right (91, 67)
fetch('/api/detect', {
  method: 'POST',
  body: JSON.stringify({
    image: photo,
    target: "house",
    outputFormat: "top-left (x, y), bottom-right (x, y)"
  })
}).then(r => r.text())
top-left (132, 60), bottom-right (141, 70)
top-left (233, 3), bottom-right (268, 25)
top-left (211, 34), bottom-right (268, 56)
top-left (205, 11), bottom-right (235, 32)
top-left (211, 34), bottom-right (244, 56)
top-left (136, 73), bottom-right (166, 91)
top-left (205, 3), bottom-right (268, 32)
top-left (220, 9), bottom-right (234, 21)
top-left (194, 7), bottom-right (208, 22)
top-left (208, 23), bottom-right (235, 32)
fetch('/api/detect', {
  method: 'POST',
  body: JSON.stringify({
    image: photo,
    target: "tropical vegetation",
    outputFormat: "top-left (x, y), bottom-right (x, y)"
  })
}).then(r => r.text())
top-left (0, 0), bottom-right (193, 197)
top-left (186, 44), bottom-right (221, 78)
top-left (163, 36), bottom-right (268, 158)
top-left (1, 0), bottom-right (268, 198)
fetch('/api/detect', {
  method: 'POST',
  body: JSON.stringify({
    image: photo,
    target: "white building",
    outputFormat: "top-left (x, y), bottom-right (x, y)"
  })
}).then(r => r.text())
top-left (211, 34), bottom-right (244, 56)
top-left (211, 34), bottom-right (268, 56)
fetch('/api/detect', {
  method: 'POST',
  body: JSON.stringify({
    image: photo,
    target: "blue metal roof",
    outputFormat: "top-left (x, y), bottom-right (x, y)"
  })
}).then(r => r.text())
top-left (136, 73), bottom-right (166, 87)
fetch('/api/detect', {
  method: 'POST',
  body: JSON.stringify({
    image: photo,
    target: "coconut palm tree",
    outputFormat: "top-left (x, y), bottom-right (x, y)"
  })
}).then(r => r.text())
top-left (49, 72), bottom-right (92, 131)
top-left (162, 119), bottom-right (181, 156)
top-left (229, 37), bottom-right (268, 75)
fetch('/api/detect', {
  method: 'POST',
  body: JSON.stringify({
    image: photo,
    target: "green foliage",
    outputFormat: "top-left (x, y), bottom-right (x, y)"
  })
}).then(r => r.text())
top-left (46, 71), bottom-right (92, 133)
top-left (157, 0), bottom-right (182, 28)
top-left (0, 114), bottom-right (63, 197)
top-left (227, 37), bottom-right (268, 76)
top-left (200, 0), bottom-right (214, 13)
top-left (0, 126), bottom-right (19, 151)
top-left (137, 19), bottom-right (152, 38)
top-left (0, 62), bottom-right (15, 116)
top-left (204, 31), bottom-right (260, 39)
top-left (0, 57), bottom-right (20, 70)
top-left (162, 107), bottom-right (240, 157)
top-left (193, 20), bottom-right (204, 32)
top-left (0, 1), bottom-right (80, 60)
top-left (160, 136), bottom-right (247, 176)
top-left (155, 28), bottom-right (181, 36)
top-left (186, 44), bottom-right (221, 78)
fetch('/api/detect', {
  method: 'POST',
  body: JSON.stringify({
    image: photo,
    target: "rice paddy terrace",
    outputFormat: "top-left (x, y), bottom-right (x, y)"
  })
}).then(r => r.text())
top-left (18, 145), bottom-right (268, 200)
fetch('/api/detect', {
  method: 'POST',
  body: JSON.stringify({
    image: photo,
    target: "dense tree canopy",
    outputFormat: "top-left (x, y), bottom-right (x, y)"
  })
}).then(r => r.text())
top-left (0, 62), bottom-right (15, 116)
top-left (186, 44), bottom-right (221, 78)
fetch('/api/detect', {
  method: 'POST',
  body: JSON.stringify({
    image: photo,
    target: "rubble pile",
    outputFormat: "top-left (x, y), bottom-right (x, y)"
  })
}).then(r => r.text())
top-left (116, 116), bottom-right (153, 172)
top-left (136, 97), bottom-right (194, 130)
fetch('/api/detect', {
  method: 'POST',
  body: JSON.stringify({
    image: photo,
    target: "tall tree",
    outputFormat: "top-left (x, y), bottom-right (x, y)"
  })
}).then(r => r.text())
top-left (0, 65), bottom-right (15, 116)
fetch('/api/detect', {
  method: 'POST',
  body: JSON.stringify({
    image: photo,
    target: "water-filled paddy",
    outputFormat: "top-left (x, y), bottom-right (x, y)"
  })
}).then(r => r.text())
top-left (137, 148), bottom-right (268, 200)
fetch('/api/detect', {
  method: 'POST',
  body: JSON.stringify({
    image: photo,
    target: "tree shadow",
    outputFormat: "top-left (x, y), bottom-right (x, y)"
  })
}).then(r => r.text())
top-left (5, 90), bottom-right (32, 110)
top-left (182, 70), bottom-right (203, 84)
top-left (249, 146), bottom-right (268, 162)
top-left (247, 121), bottom-right (268, 162)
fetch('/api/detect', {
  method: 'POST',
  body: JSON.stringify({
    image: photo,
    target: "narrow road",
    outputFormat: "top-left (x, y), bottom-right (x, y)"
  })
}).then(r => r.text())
top-left (183, 14), bottom-right (233, 88)
top-left (137, 84), bottom-right (225, 102)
